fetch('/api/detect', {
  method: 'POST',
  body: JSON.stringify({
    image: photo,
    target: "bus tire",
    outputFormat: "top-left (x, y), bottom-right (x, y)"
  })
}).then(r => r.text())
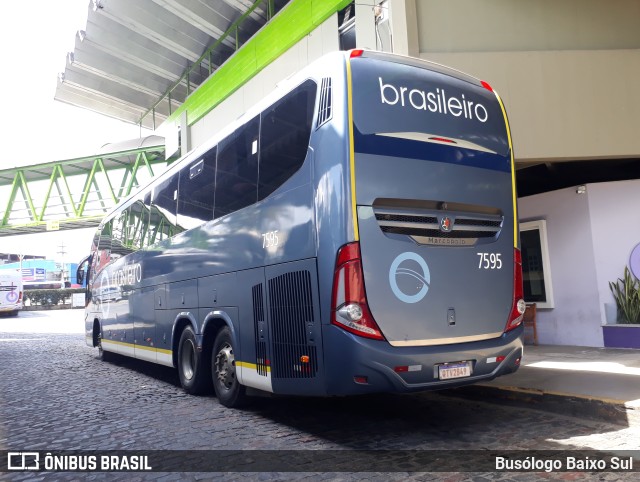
top-left (97, 331), bottom-right (114, 362)
top-left (177, 325), bottom-right (211, 395)
top-left (212, 326), bottom-right (247, 408)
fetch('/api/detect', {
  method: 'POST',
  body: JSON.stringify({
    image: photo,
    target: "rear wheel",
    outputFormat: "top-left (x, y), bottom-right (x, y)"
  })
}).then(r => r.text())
top-left (97, 330), bottom-right (114, 362)
top-left (177, 325), bottom-right (211, 395)
top-left (212, 326), bottom-right (247, 408)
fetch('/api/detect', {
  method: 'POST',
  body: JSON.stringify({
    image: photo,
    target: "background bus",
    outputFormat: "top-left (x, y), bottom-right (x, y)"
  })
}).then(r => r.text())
top-left (78, 50), bottom-right (524, 408)
top-left (0, 270), bottom-right (23, 317)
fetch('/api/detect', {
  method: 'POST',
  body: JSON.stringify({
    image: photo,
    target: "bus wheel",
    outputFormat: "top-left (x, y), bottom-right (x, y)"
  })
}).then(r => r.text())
top-left (97, 331), bottom-right (114, 362)
top-left (212, 327), bottom-right (247, 408)
top-left (178, 325), bottom-right (211, 395)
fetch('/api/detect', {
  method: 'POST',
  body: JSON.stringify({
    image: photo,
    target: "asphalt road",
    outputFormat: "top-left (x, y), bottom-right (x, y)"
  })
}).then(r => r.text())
top-left (0, 309), bottom-right (638, 481)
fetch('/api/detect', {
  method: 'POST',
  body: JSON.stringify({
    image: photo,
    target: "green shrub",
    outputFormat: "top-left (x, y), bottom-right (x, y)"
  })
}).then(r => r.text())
top-left (609, 267), bottom-right (640, 324)
top-left (23, 288), bottom-right (85, 306)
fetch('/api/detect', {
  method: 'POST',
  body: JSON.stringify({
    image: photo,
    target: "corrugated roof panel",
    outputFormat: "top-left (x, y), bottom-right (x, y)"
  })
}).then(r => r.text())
top-left (55, 0), bottom-right (292, 128)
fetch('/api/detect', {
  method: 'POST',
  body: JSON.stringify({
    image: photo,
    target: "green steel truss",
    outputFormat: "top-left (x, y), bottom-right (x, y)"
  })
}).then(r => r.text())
top-left (0, 143), bottom-right (174, 237)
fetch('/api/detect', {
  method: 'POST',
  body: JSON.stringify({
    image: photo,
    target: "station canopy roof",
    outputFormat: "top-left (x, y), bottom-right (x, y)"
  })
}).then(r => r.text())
top-left (55, 0), bottom-right (289, 130)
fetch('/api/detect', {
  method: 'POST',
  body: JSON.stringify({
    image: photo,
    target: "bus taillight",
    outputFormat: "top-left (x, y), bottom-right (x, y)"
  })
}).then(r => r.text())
top-left (505, 248), bottom-right (526, 332)
top-left (481, 80), bottom-right (493, 92)
top-left (331, 242), bottom-right (384, 340)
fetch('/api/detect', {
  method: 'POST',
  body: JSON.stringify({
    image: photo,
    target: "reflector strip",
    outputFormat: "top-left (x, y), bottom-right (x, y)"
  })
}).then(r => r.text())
top-left (346, 55), bottom-right (359, 241)
top-left (492, 89), bottom-right (518, 247)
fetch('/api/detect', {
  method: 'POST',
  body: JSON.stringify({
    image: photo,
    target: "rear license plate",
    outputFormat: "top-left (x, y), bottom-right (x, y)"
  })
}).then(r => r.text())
top-left (438, 361), bottom-right (472, 380)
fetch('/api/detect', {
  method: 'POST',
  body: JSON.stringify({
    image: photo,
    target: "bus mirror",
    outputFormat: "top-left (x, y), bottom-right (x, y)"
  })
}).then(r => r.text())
top-left (76, 267), bottom-right (85, 285)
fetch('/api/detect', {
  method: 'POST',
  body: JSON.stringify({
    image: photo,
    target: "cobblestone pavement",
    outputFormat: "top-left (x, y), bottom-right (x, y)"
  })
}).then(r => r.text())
top-left (1, 311), bottom-right (639, 481)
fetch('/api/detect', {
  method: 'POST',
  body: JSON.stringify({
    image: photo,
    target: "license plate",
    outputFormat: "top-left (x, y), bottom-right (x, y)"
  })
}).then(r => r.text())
top-left (438, 361), bottom-right (472, 380)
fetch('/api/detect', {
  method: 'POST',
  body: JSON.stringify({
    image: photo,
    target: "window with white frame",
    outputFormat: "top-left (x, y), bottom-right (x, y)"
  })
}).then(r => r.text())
top-left (520, 220), bottom-right (554, 309)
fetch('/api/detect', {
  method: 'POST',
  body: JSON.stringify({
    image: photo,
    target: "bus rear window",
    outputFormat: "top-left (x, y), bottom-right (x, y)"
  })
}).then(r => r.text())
top-left (350, 58), bottom-right (510, 160)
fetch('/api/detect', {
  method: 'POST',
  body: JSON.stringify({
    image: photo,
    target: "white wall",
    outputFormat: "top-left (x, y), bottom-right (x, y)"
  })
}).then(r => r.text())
top-left (519, 188), bottom-right (602, 346)
top-left (418, 49), bottom-right (640, 163)
top-left (404, 0), bottom-right (640, 163)
top-left (415, 0), bottom-right (640, 52)
top-left (189, 14), bottom-right (340, 150)
top-left (519, 179), bottom-right (640, 346)
top-left (588, 179), bottom-right (640, 326)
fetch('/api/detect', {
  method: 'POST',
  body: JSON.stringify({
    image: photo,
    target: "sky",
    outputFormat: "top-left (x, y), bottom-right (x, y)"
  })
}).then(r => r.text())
top-left (0, 1), bottom-right (153, 261)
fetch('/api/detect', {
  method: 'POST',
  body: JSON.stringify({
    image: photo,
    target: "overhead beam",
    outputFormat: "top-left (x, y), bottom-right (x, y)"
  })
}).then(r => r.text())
top-left (93, 0), bottom-right (211, 63)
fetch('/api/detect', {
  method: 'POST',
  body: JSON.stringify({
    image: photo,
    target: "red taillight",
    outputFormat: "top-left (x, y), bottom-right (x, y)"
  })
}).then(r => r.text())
top-left (331, 242), bottom-right (384, 340)
top-left (480, 80), bottom-right (493, 92)
top-left (350, 49), bottom-right (364, 58)
top-left (505, 248), bottom-right (526, 332)
top-left (18, 291), bottom-right (23, 302)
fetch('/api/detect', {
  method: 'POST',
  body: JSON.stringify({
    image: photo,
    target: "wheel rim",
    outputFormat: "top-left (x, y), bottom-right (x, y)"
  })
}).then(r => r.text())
top-left (215, 342), bottom-right (235, 391)
top-left (181, 338), bottom-right (196, 381)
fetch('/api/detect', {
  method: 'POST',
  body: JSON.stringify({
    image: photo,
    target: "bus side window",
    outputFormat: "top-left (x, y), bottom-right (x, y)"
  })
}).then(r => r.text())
top-left (126, 198), bottom-right (148, 251)
top-left (142, 191), bottom-right (152, 247)
top-left (150, 173), bottom-right (181, 243)
top-left (258, 80), bottom-right (317, 200)
top-left (111, 210), bottom-right (131, 257)
top-left (214, 116), bottom-right (259, 219)
top-left (177, 147), bottom-right (217, 230)
top-left (96, 219), bottom-right (114, 275)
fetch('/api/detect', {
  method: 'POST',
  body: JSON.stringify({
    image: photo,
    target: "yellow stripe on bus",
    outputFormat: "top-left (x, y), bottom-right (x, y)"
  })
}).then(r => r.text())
top-left (493, 90), bottom-right (519, 247)
top-left (101, 339), bottom-right (172, 355)
top-left (345, 55), bottom-right (359, 241)
top-left (236, 361), bottom-right (272, 373)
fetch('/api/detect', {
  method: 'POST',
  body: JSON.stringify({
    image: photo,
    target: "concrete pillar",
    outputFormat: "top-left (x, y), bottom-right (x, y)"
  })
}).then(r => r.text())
top-left (389, 0), bottom-right (419, 57)
top-left (355, 2), bottom-right (377, 50)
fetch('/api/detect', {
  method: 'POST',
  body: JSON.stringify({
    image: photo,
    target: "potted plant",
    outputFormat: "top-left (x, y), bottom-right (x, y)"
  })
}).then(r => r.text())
top-left (604, 267), bottom-right (640, 348)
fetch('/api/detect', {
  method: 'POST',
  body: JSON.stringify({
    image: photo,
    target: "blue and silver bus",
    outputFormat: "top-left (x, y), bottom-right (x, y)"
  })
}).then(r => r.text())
top-left (78, 50), bottom-right (524, 408)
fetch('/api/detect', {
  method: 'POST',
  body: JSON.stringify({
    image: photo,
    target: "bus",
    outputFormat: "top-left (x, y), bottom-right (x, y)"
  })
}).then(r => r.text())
top-left (78, 50), bottom-right (524, 408)
top-left (0, 270), bottom-right (23, 316)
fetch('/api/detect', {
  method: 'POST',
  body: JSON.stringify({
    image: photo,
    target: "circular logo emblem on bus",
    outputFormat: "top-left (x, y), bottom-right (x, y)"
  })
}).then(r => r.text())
top-left (6, 290), bottom-right (18, 303)
top-left (389, 252), bottom-right (431, 304)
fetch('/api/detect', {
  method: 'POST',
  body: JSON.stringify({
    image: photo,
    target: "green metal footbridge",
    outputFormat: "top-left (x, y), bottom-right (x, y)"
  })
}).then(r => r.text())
top-left (0, 137), bottom-right (174, 237)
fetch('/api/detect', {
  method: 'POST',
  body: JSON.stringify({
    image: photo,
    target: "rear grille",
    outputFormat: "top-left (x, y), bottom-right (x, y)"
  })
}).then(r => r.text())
top-left (454, 218), bottom-right (502, 228)
top-left (316, 77), bottom-right (332, 128)
top-left (375, 213), bottom-right (438, 224)
top-left (381, 226), bottom-right (494, 239)
top-left (252, 283), bottom-right (268, 377)
top-left (374, 206), bottom-right (503, 246)
top-left (268, 270), bottom-right (318, 379)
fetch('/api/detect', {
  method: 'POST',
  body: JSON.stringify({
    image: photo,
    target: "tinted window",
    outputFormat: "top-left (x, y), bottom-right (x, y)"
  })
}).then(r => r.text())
top-left (177, 147), bottom-right (217, 230)
top-left (351, 58), bottom-right (510, 160)
top-left (126, 199), bottom-right (147, 251)
top-left (95, 219), bottom-right (114, 274)
top-left (149, 173), bottom-right (181, 244)
top-left (259, 80), bottom-right (316, 200)
top-left (214, 116), bottom-right (259, 219)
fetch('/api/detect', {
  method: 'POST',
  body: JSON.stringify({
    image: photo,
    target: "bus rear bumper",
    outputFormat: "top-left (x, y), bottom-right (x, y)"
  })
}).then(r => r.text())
top-left (321, 324), bottom-right (523, 396)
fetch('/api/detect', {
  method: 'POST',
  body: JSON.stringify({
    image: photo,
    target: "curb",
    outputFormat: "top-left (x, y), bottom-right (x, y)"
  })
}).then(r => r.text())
top-left (446, 384), bottom-right (639, 427)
